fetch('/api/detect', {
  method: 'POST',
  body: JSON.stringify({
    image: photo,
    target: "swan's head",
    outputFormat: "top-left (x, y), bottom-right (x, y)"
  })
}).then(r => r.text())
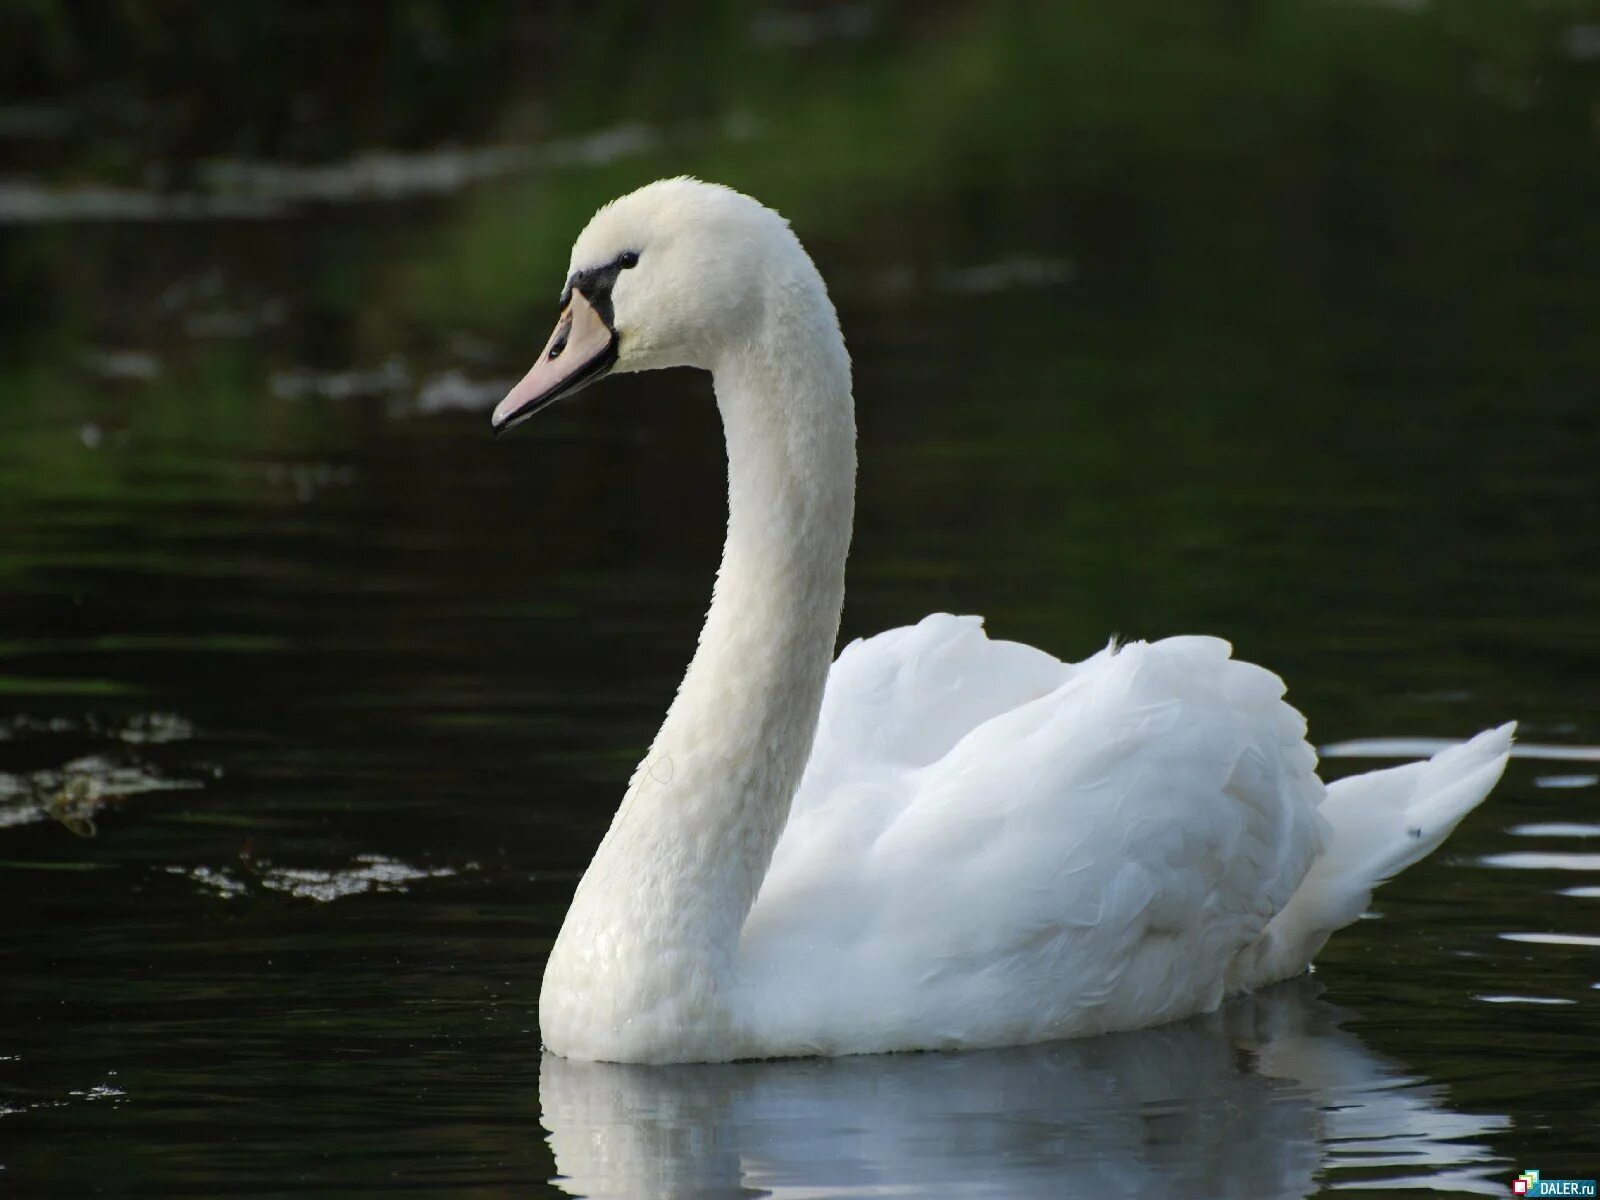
top-left (486, 180), bottom-right (825, 435)
top-left (492, 178), bottom-right (810, 434)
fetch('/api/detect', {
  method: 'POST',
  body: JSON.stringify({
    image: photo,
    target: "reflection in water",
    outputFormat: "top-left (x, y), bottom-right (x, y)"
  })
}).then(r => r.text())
top-left (540, 979), bottom-right (1507, 1199)
top-left (0, 126), bottom-right (661, 224)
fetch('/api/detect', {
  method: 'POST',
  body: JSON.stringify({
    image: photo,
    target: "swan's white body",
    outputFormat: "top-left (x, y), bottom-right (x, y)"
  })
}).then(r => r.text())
top-left (512, 179), bottom-right (1513, 1064)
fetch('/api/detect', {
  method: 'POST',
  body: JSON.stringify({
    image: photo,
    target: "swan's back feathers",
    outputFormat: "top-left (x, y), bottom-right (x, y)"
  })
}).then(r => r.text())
top-left (740, 615), bottom-right (1330, 1055)
top-left (737, 616), bottom-right (1510, 1056)
top-left (817, 615), bottom-right (1068, 770)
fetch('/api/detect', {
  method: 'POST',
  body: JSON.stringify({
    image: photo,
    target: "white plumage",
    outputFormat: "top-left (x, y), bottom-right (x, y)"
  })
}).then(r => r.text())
top-left (742, 616), bottom-right (1511, 1054)
top-left (503, 178), bottom-right (1513, 1064)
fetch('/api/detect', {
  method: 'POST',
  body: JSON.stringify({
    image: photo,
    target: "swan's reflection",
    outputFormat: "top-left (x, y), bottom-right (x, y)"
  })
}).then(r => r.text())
top-left (540, 978), bottom-right (1508, 1199)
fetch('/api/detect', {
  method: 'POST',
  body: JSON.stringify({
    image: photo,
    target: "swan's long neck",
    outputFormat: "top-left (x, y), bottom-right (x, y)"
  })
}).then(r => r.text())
top-left (541, 279), bottom-right (855, 1061)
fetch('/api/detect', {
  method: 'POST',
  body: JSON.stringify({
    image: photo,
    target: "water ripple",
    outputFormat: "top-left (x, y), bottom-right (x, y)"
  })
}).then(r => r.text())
top-left (1481, 853), bottom-right (1600, 872)
top-left (166, 854), bottom-right (467, 902)
top-left (0, 713), bottom-right (205, 834)
top-left (1499, 932), bottom-right (1600, 948)
top-left (1322, 738), bottom-right (1600, 762)
top-left (0, 125), bottom-right (660, 224)
top-left (1510, 823), bottom-right (1600, 838)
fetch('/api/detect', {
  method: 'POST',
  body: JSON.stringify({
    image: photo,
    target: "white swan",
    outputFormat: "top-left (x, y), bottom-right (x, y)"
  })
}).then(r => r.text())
top-left (492, 178), bottom-right (1513, 1065)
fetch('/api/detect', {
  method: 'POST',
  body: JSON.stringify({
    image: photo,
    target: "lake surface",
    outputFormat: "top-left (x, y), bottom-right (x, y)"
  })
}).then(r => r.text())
top-left (2, 4), bottom-right (1598, 1196)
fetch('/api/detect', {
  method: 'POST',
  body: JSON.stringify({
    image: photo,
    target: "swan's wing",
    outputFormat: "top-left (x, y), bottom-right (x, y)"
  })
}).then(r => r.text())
top-left (740, 614), bottom-right (1327, 1053)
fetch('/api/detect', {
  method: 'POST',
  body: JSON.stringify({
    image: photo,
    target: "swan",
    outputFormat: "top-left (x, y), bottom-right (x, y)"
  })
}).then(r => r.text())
top-left (491, 177), bottom-right (1513, 1065)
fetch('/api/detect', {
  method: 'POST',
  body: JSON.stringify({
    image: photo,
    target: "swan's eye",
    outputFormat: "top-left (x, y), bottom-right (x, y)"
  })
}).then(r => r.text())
top-left (618, 250), bottom-right (640, 269)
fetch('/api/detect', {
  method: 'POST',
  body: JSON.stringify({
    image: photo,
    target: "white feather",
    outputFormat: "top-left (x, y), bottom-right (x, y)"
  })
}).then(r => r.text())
top-left (530, 180), bottom-right (1513, 1064)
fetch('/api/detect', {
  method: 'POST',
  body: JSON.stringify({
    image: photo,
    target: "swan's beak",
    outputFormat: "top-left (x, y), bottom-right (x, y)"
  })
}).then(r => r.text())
top-left (491, 288), bottom-right (618, 434)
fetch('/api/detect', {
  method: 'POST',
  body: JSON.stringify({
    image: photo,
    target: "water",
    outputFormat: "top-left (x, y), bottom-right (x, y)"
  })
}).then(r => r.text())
top-left (3, 4), bottom-right (1598, 1195)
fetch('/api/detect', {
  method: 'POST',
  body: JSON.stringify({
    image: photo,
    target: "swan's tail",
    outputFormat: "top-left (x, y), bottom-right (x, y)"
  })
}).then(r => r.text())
top-left (1243, 722), bottom-right (1515, 989)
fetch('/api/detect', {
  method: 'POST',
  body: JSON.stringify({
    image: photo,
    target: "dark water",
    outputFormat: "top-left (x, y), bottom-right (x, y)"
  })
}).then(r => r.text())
top-left (3, 4), bottom-right (1598, 1196)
